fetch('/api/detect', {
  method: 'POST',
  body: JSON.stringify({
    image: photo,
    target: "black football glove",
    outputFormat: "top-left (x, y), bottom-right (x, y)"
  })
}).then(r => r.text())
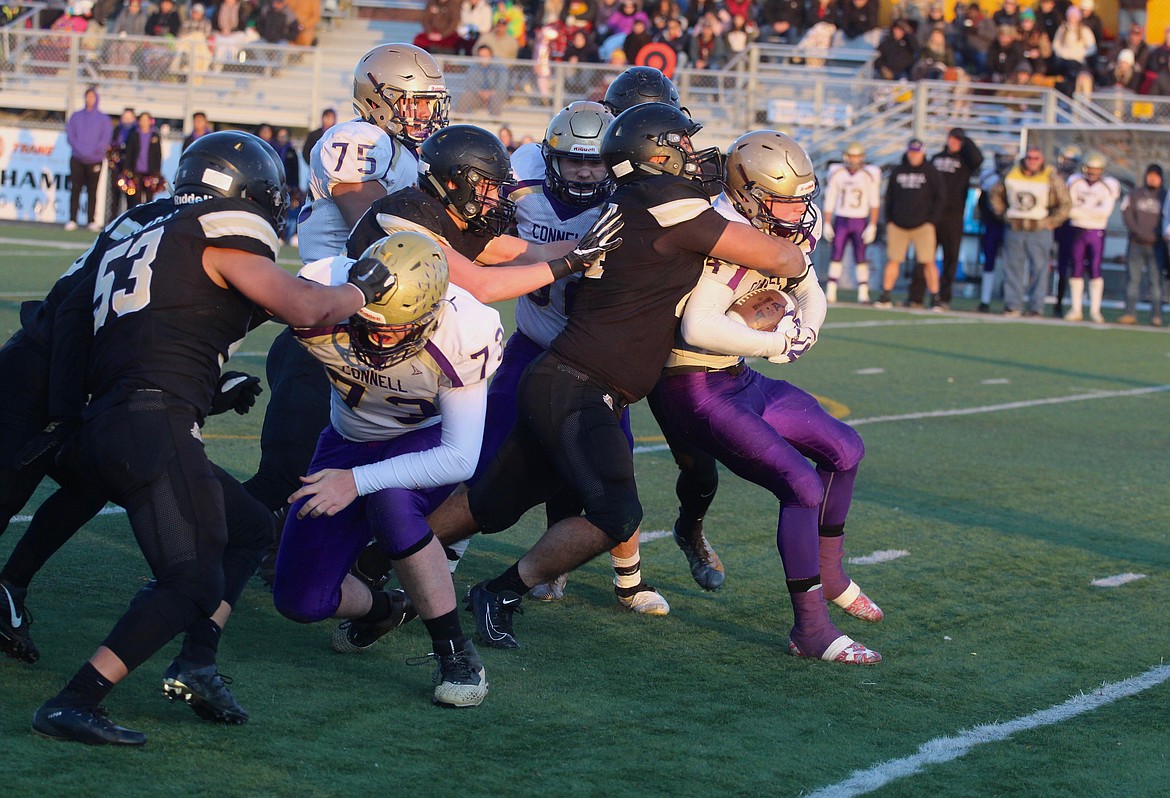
top-left (15, 418), bottom-right (80, 471)
top-left (549, 204), bottom-right (624, 279)
top-left (347, 257), bottom-right (396, 304)
top-left (210, 371), bottom-right (263, 416)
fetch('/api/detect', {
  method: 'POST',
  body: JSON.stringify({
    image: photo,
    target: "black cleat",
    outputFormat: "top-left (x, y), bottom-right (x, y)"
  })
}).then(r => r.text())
top-left (32, 703), bottom-right (146, 746)
top-left (162, 660), bottom-right (249, 724)
top-left (410, 639), bottom-right (489, 707)
top-left (331, 588), bottom-right (418, 653)
top-left (0, 579), bottom-right (39, 663)
top-left (674, 523), bottom-right (725, 591)
top-left (464, 580), bottom-right (522, 649)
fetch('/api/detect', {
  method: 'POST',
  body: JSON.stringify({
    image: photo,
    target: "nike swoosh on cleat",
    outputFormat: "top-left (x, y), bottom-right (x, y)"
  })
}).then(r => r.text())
top-left (500, 597), bottom-right (520, 607)
top-left (3, 584), bottom-right (24, 629)
top-left (482, 612), bottom-right (507, 642)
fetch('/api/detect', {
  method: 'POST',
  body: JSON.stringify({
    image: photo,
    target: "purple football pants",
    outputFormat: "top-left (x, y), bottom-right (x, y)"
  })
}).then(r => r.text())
top-left (273, 424), bottom-right (456, 623)
top-left (647, 367), bottom-right (864, 581)
top-left (831, 216), bottom-right (869, 264)
top-left (1070, 227), bottom-right (1106, 279)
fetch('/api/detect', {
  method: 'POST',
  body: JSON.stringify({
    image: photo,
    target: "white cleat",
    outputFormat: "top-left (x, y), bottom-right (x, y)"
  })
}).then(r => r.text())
top-left (616, 584), bottom-right (670, 615)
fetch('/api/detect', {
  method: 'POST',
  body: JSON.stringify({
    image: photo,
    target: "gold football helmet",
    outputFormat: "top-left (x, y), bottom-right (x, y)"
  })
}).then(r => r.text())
top-left (724, 130), bottom-right (819, 243)
top-left (353, 44), bottom-right (451, 145)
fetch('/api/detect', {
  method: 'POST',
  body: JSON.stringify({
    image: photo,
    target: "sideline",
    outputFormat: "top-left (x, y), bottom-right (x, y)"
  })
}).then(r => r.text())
top-left (806, 663), bottom-right (1170, 798)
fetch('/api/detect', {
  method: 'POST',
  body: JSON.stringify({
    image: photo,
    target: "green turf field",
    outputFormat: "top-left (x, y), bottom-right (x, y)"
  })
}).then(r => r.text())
top-left (1, 220), bottom-right (1168, 797)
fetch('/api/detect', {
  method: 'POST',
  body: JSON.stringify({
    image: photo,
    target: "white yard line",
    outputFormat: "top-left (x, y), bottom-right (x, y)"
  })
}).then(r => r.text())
top-left (11, 505), bottom-right (124, 525)
top-left (807, 664), bottom-right (1170, 798)
top-left (1090, 573), bottom-right (1148, 587)
top-left (847, 550), bottom-right (909, 565)
top-left (0, 236), bottom-right (87, 250)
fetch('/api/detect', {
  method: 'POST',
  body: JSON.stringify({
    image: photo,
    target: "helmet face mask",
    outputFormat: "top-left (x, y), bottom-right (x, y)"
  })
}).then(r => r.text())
top-left (418, 125), bottom-right (517, 236)
top-left (725, 130), bottom-right (819, 244)
top-left (542, 101), bottom-right (615, 207)
top-left (353, 44), bottom-right (451, 145)
top-left (173, 131), bottom-right (290, 235)
top-left (348, 231), bottom-right (450, 369)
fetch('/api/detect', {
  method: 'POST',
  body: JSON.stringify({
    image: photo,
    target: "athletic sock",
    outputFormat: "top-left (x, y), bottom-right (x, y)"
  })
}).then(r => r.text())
top-left (610, 550), bottom-right (642, 590)
top-left (50, 662), bottom-right (114, 709)
top-left (357, 587), bottom-right (393, 624)
top-left (817, 524), bottom-right (851, 601)
top-left (486, 562), bottom-right (529, 596)
top-left (422, 609), bottom-right (465, 653)
top-left (177, 617), bottom-right (222, 668)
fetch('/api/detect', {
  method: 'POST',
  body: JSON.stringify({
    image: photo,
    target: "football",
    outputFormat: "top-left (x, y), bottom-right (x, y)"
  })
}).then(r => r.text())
top-left (726, 288), bottom-right (799, 332)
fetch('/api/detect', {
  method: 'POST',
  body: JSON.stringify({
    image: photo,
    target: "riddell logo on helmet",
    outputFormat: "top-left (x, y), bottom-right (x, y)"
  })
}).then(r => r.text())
top-left (796, 180), bottom-right (816, 194)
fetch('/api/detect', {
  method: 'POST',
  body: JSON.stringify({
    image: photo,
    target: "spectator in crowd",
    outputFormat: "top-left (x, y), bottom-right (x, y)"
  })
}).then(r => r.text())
top-left (287, 0), bottom-right (321, 45)
top-left (622, 16), bottom-right (654, 63)
top-left (497, 124), bottom-right (518, 152)
top-left (1063, 152), bottom-right (1121, 322)
top-left (987, 145), bottom-right (1071, 316)
top-left (836, 0), bottom-right (880, 48)
top-left (874, 19), bottom-right (917, 80)
top-left (1122, 23), bottom-right (1150, 76)
top-left (64, 86), bottom-right (108, 232)
top-left (106, 0), bottom-right (148, 71)
top-left (211, 0), bottom-right (258, 66)
top-left (685, 0), bottom-right (722, 33)
top-left (722, 13), bottom-right (756, 58)
top-left (471, 44), bottom-right (508, 114)
top-left (91, 0), bottom-right (118, 26)
top-left (659, 16), bottom-right (691, 65)
top-left (458, 0), bottom-right (494, 54)
top-left (1109, 47), bottom-right (1142, 92)
top-left (256, 122), bottom-right (274, 146)
top-left (1078, 0), bottom-right (1104, 48)
top-left (564, 26), bottom-right (600, 62)
top-left (273, 126), bottom-right (302, 241)
top-left (146, 0), bottom-right (181, 37)
top-left (760, 0), bottom-right (807, 46)
top-left (955, 1), bottom-right (995, 74)
top-left (607, 0), bottom-right (650, 38)
top-left (174, 2), bottom-right (214, 74)
top-left (992, 0), bottom-right (1019, 29)
top-left (984, 23), bottom-right (1025, 82)
top-left (1118, 0), bottom-right (1147, 37)
top-left (923, 128), bottom-right (983, 309)
top-left (1119, 163), bottom-right (1166, 326)
top-left (493, 0), bottom-right (527, 53)
top-left (977, 149), bottom-right (1015, 312)
top-left (1146, 26), bottom-right (1170, 96)
top-left (875, 138), bottom-right (945, 309)
top-left (912, 25), bottom-right (957, 80)
top-left (594, 0), bottom-right (622, 37)
top-left (256, 0), bottom-right (301, 43)
top-left (806, 0), bottom-right (836, 28)
top-left (688, 14), bottom-right (725, 68)
top-left (301, 107), bottom-right (335, 164)
top-left (182, 110), bottom-right (213, 151)
top-left (121, 111), bottom-right (163, 206)
top-left (996, 59), bottom-right (1042, 114)
top-left (1017, 8), bottom-right (1054, 77)
top-left (1051, 5), bottom-right (1096, 91)
top-left (1033, 0), bottom-right (1065, 43)
top-left (647, 0), bottom-right (682, 36)
top-left (415, 0), bottom-right (462, 54)
top-left (38, 1), bottom-right (90, 65)
top-left (723, 0), bottom-right (752, 28)
top-left (476, 17), bottom-right (520, 59)
top-left (106, 106), bottom-right (136, 219)
top-left (915, 2), bottom-right (948, 50)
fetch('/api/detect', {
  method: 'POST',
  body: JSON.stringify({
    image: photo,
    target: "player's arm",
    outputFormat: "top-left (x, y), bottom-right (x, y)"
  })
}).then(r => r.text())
top-left (332, 180), bottom-right (388, 231)
top-left (679, 270), bottom-right (798, 360)
top-left (708, 220), bottom-right (806, 279)
top-left (442, 244), bottom-right (561, 304)
top-left (475, 233), bottom-right (575, 266)
top-left (290, 381), bottom-right (488, 518)
top-left (204, 248), bottom-right (366, 327)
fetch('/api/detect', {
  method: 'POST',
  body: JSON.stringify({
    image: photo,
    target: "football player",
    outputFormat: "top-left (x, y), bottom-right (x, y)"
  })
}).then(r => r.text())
top-left (1063, 152), bottom-right (1121, 322)
top-left (273, 232), bottom-right (499, 708)
top-left (449, 102), bottom-right (806, 650)
top-left (601, 65), bottom-right (683, 114)
top-left (646, 130), bottom-right (882, 665)
top-left (30, 131), bottom-right (399, 746)
top-left (820, 142), bottom-right (881, 304)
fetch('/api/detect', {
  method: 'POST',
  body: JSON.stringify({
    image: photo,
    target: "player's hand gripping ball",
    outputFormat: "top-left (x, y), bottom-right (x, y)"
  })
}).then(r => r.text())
top-left (726, 288), bottom-right (800, 335)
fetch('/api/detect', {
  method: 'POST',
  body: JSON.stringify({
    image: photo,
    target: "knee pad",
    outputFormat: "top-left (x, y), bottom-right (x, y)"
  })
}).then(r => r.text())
top-left (585, 495), bottom-right (643, 544)
top-left (272, 583), bottom-right (337, 624)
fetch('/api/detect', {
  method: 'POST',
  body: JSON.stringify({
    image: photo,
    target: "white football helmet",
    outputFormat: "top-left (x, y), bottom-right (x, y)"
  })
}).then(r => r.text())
top-left (1082, 152), bottom-right (1106, 183)
top-left (353, 44), bottom-right (451, 146)
top-left (542, 101), bottom-right (616, 207)
top-left (843, 142), bottom-right (865, 173)
top-left (349, 231), bottom-right (449, 369)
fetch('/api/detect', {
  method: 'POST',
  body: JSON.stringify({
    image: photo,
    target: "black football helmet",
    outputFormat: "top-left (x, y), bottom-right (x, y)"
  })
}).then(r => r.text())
top-left (602, 66), bottom-right (681, 114)
top-left (173, 131), bottom-right (290, 235)
top-left (417, 124), bottom-right (516, 236)
top-left (600, 102), bottom-right (722, 187)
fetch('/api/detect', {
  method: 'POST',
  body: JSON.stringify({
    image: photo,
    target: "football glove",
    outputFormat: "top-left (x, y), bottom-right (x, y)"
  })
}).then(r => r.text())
top-left (15, 418), bottom-right (80, 470)
top-left (862, 223), bottom-right (877, 245)
top-left (210, 371), bottom-right (263, 416)
top-left (821, 221), bottom-right (835, 243)
top-left (549, 204), bottom-right (624, 279)
top-left (347, 257), bottom-right (396, 304)
top-left (767, 324), bottom-right (818, 364)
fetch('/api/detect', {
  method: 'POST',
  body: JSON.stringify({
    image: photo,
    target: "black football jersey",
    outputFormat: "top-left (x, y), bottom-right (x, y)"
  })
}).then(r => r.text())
top-left (346, 187), bottom-right (490, 263)
top-left (85, 196), bottom-right (280, 416)
top-left (550, 175), bottom-right (729, 402)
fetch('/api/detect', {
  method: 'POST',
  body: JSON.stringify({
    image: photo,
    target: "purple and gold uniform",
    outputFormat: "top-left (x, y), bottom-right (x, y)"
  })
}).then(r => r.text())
top-left (274, 256), bottom-right (503, 622)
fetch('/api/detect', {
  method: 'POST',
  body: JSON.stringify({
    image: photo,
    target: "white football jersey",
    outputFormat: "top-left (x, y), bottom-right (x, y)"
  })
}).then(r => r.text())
top-left (294, 255), bottom-right (504, 442)
top-left (823, 163), bottom-right (882, 220)
top-left (505, 142), bottom-right (606, 350)
top-left (297, 119), bottom-right (418, 263)
top-left (667, 193), bottom-right (821, 369)
top-left (1067, 174), bottom-right (1121, 231)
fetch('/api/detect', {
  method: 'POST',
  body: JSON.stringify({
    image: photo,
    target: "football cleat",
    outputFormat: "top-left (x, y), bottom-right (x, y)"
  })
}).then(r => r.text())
top-left (162, 660), bottom-right (249, 724)
top-left (32, 703), bottom-right (146, 746)
top-left (529, 574), bottom-right (568, 602)
top-left (673, 524), bottom-right (725, 591)
top-left (788, 633), bottom-right (882, 665)
top-left (615, 583), bottom-right (670, 615)
top-left (465, 580), bottom-right (522, 649)
top-left (831, 581), bottom-right (884, 623)
top-left (413, 639), bottom-right (489, 708)
top-left (331, 588), bottom-right (418, 653)
top-left (1, 580), bottom-right (39, 663)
